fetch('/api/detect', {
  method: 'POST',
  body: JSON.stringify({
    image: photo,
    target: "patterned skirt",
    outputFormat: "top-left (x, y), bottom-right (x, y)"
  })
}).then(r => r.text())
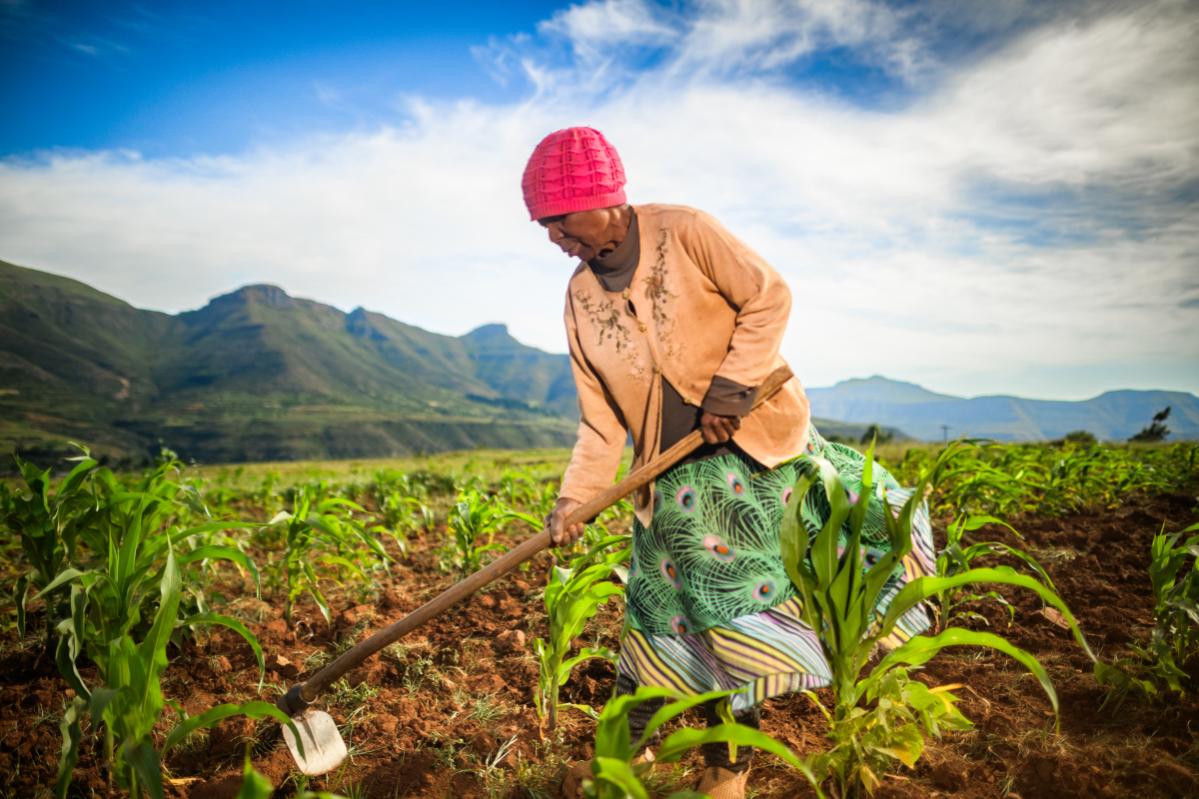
top-left (616, 427), bottom-right (936, 713)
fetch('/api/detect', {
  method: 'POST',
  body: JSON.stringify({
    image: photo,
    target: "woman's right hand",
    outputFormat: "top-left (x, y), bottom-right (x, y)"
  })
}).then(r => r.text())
top-left (545, 497), bottom-right (586, 547)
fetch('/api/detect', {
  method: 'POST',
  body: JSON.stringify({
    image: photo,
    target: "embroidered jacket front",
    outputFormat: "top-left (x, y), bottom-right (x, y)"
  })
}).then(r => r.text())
top-left (559, 203), bottom-right (811, 522)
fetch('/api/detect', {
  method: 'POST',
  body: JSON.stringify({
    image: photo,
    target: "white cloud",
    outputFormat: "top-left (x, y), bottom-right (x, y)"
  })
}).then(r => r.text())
top-left (539, 0), bottom-right (677, 65)
top-left (2, 0), bottom-right (1196, 400)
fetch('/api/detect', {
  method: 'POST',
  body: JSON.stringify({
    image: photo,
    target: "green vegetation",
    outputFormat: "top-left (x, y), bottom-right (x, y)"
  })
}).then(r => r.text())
top-left (780, 444), bottom-right (1093, 797)
top-left (0, 260), bottom-right (577, 470)
top-left (0, 437), bottom-right (1194, 797)
top-left (891, 439), bottom-right (1199, 517)
top-left (261, 488), bottom-right (388, 624)
top-left (1096, 521), bottom-right (1199, 703)
top-left (534, 535), bottom-right (629, 730)
top-left (5, 448), bottom-right (288, 798)
top-left (583, 685), bottom-right (821, 799)
top-left (1130, 406), bottom-right (1172, 443)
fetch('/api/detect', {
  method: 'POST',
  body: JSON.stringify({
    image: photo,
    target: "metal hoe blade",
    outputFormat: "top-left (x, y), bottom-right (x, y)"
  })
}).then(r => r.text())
top-left (282, 709), bottom-right (348, 776)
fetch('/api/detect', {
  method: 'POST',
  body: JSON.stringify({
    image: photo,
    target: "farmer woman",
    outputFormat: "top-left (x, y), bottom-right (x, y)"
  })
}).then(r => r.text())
top-left (526, 127), bottom-right (935, 799)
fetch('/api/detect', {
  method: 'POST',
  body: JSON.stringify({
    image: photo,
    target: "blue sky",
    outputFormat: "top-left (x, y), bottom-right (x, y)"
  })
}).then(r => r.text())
top-left (0, 1), bottom-right (560, 155)
top-left (1, 0), bottom-right (1196, 400)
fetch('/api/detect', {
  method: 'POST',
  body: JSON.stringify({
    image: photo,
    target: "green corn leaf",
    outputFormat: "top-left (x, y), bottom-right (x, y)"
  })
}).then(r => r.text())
top-left (181, 612), bottom-right (266, 688)
top-left (780, 477), bottom-right (815, 617)
top-left (124, 739), bottom-right (164, 799)
top-left (873, 628), bottom-right (1058, 717)
top-left (31, 568), bottom-right (85, 600)
top-left (134, 550), bottom-right (182, 733)
top-left (54, 585), bottom-right (90, 699)
top-left (558, 646), bottom-right (615, 683)
top-left (317, 553), bottom-right (367, 579)
top-left (14, 574), bottom-right (28, 638)
top-left (178, 545), bottom-right (260, 590)
top-left (558, 701), bottom-right (602, 720)
top-left (594, 687), bottom-right (680, 757)
top-left (959, 540), bottom-right (1056, 591)
top-left (877, 567), bottom-right (1094, 662)
top-left (59, 456), bottom-right (99, 495)
top-left (634, 689), bottom-right (740, 750)
top-left (88, 686), bottom-right (119, 720)
top-left (235, 756), bottom-right (274, 799)
top-left (655, 724), bottom-right (824, 796)
top-left (590, 756), bottom-right (650, 799)
top-left (53, 695), bottom-right (86, 799)
top-left (162, 700), bottom-right (296, 755)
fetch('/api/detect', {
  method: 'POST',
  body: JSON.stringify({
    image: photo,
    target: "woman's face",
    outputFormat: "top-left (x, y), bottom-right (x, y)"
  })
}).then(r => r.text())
top-left (538, 207), bottom-right (623, 261)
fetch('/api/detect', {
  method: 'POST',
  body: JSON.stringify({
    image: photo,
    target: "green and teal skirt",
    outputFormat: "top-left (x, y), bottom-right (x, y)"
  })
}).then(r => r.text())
top-left (617, 428), bottom-right (935, 713)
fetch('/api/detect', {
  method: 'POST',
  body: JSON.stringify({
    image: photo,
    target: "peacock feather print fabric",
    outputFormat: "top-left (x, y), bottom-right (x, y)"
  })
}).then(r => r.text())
top-left (616, 427), bottom-right (936, 712)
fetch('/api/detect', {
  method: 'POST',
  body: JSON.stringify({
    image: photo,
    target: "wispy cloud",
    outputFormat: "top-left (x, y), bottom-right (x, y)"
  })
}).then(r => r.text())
top-left (1, 0), bottom-right (1196, 399)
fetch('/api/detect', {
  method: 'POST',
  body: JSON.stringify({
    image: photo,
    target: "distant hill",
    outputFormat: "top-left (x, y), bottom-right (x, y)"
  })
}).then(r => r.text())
top-left (7, 261), bottom-right (1188, 469)
top-left (0, 260), bottom-right (579, 466)
top-left (808, 376), bottom-right (1199, 441)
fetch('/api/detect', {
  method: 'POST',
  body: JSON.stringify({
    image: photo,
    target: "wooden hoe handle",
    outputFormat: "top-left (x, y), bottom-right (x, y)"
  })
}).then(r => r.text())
top-left (278, 365), bottom-right (795, 713)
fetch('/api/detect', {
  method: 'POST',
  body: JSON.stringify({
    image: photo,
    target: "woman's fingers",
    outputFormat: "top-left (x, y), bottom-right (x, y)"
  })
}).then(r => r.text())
top-left (550, 518), bottom-right (585, 546)
top-left (547, 497), bottom-right (585, 547)
top-left (700, 412), bottom-right (741, 444)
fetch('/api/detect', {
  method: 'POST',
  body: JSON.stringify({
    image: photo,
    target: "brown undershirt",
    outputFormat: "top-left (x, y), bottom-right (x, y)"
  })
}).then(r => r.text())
top-left (588, 209), bottom-right (759, 460)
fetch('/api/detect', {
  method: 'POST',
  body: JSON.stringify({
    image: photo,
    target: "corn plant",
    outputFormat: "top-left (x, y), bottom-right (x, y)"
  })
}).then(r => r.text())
top-left (932, 512), bottom-right (1055, 632)
top-left (265, 488), bottom-right (389, 624)
top-left (251, 471), bottom-right (283, 518)
top-left (442, 487), bottom-right (509, 575)
top-left (534, 535), bottom-right (629, 730)
top-left (379, 494), bottom-right (432, 555)
top-left (50, 550), bottom-right (292, 799)
top-left (5, 448), bottom-right (101, 653)
top-left (1096, 521), bottom-right (1199, 703)
top-left (893, 441), bottom-right (1199, 518)
top-left (780, 446), bottom-right (1093, 797)
top-left (583, 685), bottom-right (823, 799)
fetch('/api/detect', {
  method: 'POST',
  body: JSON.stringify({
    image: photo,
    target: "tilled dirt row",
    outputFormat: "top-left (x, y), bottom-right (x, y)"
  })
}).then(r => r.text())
top-left (1, 491), bottom-right (1197, 798)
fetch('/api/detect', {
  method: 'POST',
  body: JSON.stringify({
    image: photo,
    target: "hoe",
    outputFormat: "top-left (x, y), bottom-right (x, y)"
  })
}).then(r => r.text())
top-left (274, 366), bottom-right (794, 775)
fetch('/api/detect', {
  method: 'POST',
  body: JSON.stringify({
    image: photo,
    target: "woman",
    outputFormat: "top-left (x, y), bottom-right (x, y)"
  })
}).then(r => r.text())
top-left (525, 127), bottom-right (935, 799)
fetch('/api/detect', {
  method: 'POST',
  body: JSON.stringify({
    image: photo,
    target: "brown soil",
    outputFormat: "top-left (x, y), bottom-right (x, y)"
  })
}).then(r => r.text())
top-left (2, 490), bottom-right (1197, 798)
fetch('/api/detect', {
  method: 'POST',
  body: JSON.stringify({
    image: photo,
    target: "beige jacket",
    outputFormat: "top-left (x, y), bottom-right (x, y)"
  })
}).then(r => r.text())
top-left (559, 203), bottom-right (811, 523)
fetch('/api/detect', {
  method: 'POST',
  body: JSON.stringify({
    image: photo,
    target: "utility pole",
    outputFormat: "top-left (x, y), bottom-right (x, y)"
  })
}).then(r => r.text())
top-left (941, 424), bottom-right (950, 444)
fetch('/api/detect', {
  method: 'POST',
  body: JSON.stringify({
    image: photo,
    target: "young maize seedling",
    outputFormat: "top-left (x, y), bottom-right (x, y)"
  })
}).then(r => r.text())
top-left (1096, 521), bottom-right (1199, 704)
top-left (932, 512), bottom-right (1056, 632)
top-left (5, 446), bottom-right (100, 655)
top-left (534, 535), bottom-right (629, 730)
top-left (442, 487), bottom-right (509, 575)
top-left (50, 550), bottom-right (292, 799)
top-left (780, 443), bottom-right (1093, 798)
top-left (267, 488), bottom-right (388, 624)
top-left (584, 685), bottom-right (823, 799)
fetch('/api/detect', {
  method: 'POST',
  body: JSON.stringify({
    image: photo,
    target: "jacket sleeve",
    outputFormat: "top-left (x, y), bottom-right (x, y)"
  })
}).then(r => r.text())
top-left (679, 208), bottom-right (791, 403)
top-left (557, 291), bottom-right (628, 504)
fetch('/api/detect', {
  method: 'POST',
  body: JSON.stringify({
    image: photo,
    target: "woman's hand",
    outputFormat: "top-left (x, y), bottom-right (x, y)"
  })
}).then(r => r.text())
top-left (545, 497), bottom-right (586, 547)
top-left (700, 411), bottom-right (741, 444)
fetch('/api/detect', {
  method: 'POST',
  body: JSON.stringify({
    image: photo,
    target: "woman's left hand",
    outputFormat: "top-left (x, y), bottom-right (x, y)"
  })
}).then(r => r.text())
top-left (700, 411), bottom-right (740, 444)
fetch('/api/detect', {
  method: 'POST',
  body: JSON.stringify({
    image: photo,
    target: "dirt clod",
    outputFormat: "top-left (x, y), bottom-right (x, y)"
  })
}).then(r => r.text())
top-left (266, 654), bottom-right (299, 679)
top-left (495, 629), bottom-right (527, 653)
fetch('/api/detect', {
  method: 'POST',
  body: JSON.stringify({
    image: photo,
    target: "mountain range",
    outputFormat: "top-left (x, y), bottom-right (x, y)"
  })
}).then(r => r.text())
top-left (1, 260), bottom-right (581, 467)
top-left (2, 260), bottom-right (1194, 469)
top-left (807, 376), bottom-right (1199, 442)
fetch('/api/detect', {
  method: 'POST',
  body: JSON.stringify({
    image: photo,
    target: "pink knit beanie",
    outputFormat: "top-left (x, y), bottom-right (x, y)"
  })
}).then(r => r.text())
top-left (522, 126), bottom-right (627, 221)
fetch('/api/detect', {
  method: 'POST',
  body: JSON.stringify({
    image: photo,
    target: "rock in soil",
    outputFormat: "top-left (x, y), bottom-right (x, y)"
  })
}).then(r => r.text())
top-left (495, 629), bottom-right (527, 654)
top-left (266, 653), bottom-right (299, 679)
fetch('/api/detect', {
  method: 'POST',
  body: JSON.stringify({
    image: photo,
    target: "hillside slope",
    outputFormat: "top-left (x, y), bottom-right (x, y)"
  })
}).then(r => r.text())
top-left (0, 261), bottom-right (577, 465)
top-left (808, 377), bottom-right (1199, 441)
